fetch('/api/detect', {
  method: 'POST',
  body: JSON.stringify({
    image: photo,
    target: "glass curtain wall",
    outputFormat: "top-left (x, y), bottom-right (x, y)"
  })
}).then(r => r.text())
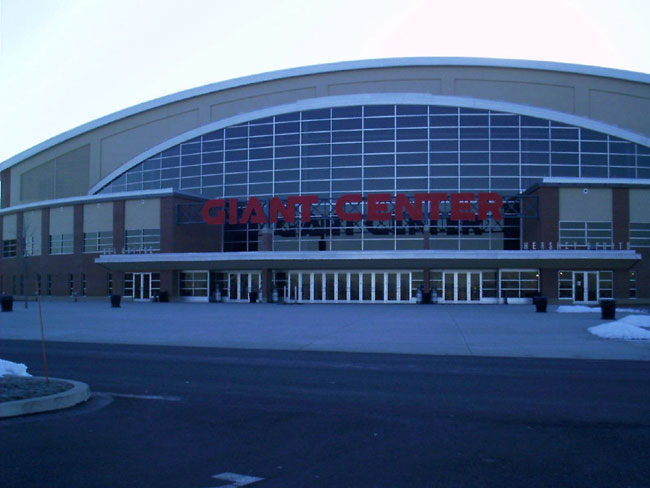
top-left (99, 104), bottom-right (650, 252)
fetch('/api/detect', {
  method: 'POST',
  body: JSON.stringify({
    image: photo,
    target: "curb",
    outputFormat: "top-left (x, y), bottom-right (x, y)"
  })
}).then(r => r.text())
top-left (0, 377), bottom-right (91, 418)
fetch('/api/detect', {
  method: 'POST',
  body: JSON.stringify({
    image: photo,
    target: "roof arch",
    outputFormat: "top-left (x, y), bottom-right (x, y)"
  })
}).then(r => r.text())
top-left (4, 57), bottom-right (650, 172)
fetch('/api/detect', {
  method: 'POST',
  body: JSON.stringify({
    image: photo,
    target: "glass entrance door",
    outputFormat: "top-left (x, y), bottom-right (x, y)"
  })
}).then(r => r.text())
top-left (573, 271), bottom-right (598, 303)
top-left (443, 272), bottom-right (482, 303)
top-left (126, 272), bottom-right (160, 301)
top-left (227, 272), bottom-right (262, 302)
top-left (286, 271), bottom-right (411, 303)
top-left (135, 273), bottom-right (150, 301)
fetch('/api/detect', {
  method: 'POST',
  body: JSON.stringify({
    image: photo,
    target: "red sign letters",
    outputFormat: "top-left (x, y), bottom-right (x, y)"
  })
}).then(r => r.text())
top-left (202, 192), bottom-right (503, 225)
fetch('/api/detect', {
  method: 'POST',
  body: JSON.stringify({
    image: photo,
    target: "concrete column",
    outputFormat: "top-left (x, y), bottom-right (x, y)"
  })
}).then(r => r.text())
top-left (263, 268), bottom-right (274, 303)
top-left (260, 225), bottom-right (273, 251)
top-left (160, 197), bottom-right (175, 253)
top-left (160, 270), bottom-right (175, 298)
top-left (423, 268), bottom-right (430, 292)
top-left (612, 188), bottom-right (629, 247)
top-left (41, 208), bottom-right (50, 256)
top-left (16, 212), bottom-right (23, 257)
top-left (1, 169), bottom-right (11, 208)
top-left (112, 271), bottom-right (124, 295)
top-left (73, 205), bottom-right (84, 256)
top-left (113, 200), bottom-right (125, 252)
top-left (613, 269), bottom-right (629, 301)
top-left (539, 268), bottom-right (557, 301)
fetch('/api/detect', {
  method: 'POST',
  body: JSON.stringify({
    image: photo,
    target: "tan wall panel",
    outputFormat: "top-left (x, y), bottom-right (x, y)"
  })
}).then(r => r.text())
top-left (2, 213), bottom-right (17, 240)
top-left (454, 79), bottom-right (575, 113)
top-left (23, 210), bottom-right (42, 256)
top-left (630, 189), bottom-right (650, 222)
top-left (49, 206), bottom-right (74, 235)
top-left (17, 146), bottom-right (90, 204)
top-left (20, 160), bottom-right (56, 202)
top-left (589, 89), bottom-right (650, 137)
top-left (125, 199), bottom-right (160, 230)
top-left (83, 202), bottom-right (114, 232)
top-left (209, 87), bottom-right (317, 121)
top-left (328, 79), bottom-right (441, 96)
top-left (559, 188), bottom-right (612, 221)
top-left (55, 146), bottom-right (91, 198)
top-left (100, 110), bottom-right (200, 179)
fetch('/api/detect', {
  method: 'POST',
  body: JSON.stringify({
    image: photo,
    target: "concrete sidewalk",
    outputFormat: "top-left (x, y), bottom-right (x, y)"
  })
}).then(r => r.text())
top-left (1, 301), bottom-right (649, 360)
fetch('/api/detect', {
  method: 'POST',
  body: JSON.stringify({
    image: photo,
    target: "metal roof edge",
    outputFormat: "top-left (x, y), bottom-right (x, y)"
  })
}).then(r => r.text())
top-left (0, 188), bottom-right (206, 215)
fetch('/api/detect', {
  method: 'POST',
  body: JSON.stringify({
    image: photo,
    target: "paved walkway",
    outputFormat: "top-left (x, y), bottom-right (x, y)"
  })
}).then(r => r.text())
top-left (1, 301), bottom-right (649, 360)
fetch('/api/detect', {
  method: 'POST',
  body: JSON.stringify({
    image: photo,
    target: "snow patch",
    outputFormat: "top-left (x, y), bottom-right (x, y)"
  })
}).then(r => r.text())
top-left (557, 305), bottom-right (648, 314)
top-left (589, 315), bottom-right (650, 341)
top-left (0, 359), bottom-right (31, 377)
top-left (557, 305), bottom-right (599, 313)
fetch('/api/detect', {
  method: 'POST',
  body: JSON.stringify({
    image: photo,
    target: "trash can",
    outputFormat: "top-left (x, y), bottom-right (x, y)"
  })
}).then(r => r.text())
top-left (600, 299), bottom-right (616, 320)
top-left (535, 296), bottom-right (548, 313)
top-left (159, 291), bottom-right (169, 302)
top-left (1, 295), bottom-right (14, 312)
top-left (249, 291), bottom-right (258, 303)
top-left (110, 294), bottom-right (122, 308)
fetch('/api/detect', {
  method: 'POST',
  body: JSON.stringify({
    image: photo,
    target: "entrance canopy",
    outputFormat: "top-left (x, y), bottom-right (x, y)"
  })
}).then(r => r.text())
top-left (95, 250), bottom-right (640, 272)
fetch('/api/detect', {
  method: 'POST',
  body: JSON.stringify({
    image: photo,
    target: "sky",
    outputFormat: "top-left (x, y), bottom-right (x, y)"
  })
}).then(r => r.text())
top-left (0, 0), bottom-right (649, 163)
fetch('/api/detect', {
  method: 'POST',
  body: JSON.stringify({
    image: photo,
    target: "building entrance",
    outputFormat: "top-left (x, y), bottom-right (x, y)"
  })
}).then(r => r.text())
top-left (124, 272), bottom-right (160, 300)
top-left (573, 271), bottom-right (598, 303)
top-left (286, 271), bottom-right (411, 303)
top-left (442, 272), bottom-right (482, 302)
top-left (227, 272), bottom-right (262, 302)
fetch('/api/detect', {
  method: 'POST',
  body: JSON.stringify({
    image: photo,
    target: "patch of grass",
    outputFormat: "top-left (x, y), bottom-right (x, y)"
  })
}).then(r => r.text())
top-left (0, 376), bottom-right (73, 402)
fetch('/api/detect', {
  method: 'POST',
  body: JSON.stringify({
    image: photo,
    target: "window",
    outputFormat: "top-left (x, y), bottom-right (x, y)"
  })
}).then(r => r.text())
top-left (629, 271), bottom-right (637, 299)
top-left (36, 274), bottom-right (41, 295)
top-left (84, 231), bottom-right (113, 253)
top-left (24, 236), bottom-right (38, 256)
top-left (81, 273), bottom-right (87, 296)
top-left (558, 271), bottom-right (573, 299)
top-left (47, 274), bottom-right (52, 296)
top-left (179, 271), bottom-right (209, 297)
top-left (482, 271), bottom-right (498, 298)
top-left (500, 270), bottom-right (539, 298)
top-left (50, 234), bottom-right (74, 254)
top-left (630, 223), bottom-right (650, 248)
top-left (68, 274), bottom-right (74, 296)
top-left (2, 239), bottom-right (16, 257)
top-left (599, 271), bottom-right (613, 298)
top-left (124, 273), bottom-right (134, 296)
top-left (124, 229), bottom-right (160, 251)
top-left (107, 273), bottom-right (113, 295)
top-left (559, 221), bottom-right (612, 248)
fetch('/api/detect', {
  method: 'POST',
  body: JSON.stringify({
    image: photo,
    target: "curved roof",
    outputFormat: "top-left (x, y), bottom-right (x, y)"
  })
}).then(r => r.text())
top-left (3, 57), bottom-right (650, 171)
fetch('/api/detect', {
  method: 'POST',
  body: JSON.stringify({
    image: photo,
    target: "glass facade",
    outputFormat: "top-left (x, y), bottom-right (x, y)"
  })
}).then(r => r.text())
top-left (49, 233), bottom-right (74, 255)
top-left (98, 105), bottom-right (650, 200)
top-left (84, 231), bottom-right (114, 253)
top-left (96, 104), bottom-right (649, 252)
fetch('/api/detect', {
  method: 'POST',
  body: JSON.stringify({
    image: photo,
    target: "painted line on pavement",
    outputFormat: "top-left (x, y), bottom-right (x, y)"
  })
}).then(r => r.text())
top-left (96, 392), bottom-right (182, 401)
top-left (204, 472), bottom-right (264, 487)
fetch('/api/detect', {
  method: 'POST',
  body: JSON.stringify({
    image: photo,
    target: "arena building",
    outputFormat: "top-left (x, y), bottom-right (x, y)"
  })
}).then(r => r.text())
top-left (1, 58), bottom-right (649, 304)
